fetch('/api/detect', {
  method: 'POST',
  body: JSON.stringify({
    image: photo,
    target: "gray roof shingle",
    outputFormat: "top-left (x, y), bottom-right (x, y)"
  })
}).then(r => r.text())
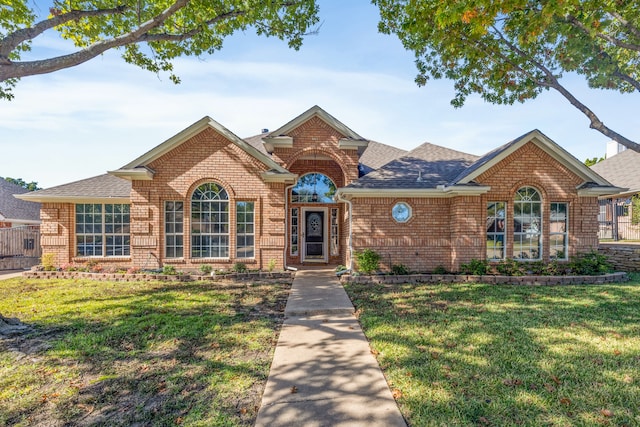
top-left (591, 149), bottom-right (640, 195)
top-left (22, 174), bottom-right (131, 200)
top-left (347, 142), bottom-right (478, 189)
top-left (0, 179), bottom-right (41, 222)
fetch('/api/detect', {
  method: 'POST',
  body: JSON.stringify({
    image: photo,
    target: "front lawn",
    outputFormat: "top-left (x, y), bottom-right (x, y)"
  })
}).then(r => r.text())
top-left (345, 274), bottom-right (640, 427)
top-left (0, 277), bottom-right (290, 426)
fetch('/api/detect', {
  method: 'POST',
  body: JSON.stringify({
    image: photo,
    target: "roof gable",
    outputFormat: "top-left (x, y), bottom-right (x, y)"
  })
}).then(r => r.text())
top-left (266, 105), bottom-right (367, 142)
top-left (454, 130), bottom-right (612, 186)
top-left (111, 117), bottom-right (292, 180)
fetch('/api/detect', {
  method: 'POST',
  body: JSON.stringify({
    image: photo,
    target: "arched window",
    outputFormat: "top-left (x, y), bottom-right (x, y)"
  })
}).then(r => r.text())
top-left (514, 187), bottom-right (542, 260)
top-left (191, 183), bottom-right (229, 258)
top-left (291, 173), bottom-right (337, 203)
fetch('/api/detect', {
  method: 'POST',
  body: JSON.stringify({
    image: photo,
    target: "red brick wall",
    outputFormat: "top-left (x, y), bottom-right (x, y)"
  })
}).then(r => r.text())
top-left (350, 141), bottom-right (601, 272)
top-left (128, 127), bottom-right (288, 271)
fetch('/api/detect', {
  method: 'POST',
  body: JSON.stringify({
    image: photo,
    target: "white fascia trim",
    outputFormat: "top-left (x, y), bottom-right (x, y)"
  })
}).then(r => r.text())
top-left (337, 185), bottom-right (490, 199)
top-left (2, 218), bottom-right (41, 225)
top-left (260, 171), bottom-right (298, 184)
top-left (13, 194), bottom-right (131, 204)
top-left (262, 136), bottom-right (294, 154)
top-left (338, 138), bottom-right (369, 150)
top-left (577, 186), bottom-right (627, 197)
top-left (108, 168), bottom-right (154, 181)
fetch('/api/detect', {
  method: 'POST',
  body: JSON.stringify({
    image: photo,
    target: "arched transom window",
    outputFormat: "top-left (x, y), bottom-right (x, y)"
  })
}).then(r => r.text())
top-left (514, 187), bottom-right (542, 260)
top-left (291, 173), bottom-right (337, 203)
top-left (191, 183), bottom-right (229, 258)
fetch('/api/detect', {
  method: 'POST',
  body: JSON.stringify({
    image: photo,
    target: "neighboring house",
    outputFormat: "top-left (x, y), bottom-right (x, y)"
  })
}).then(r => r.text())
top-left (16, 106), bottom-right (620, 272)
top-left (590, 148), bottom-right (640, 240)
top-left (0, 179), bottom-right (40, 228)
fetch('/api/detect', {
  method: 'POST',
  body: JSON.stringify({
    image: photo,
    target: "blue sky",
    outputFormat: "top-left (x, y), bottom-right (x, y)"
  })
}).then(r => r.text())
top-left (1, 1), bottom-right (638, 188)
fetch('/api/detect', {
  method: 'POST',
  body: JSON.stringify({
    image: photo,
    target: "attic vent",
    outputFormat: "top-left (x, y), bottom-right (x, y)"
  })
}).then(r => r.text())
top-left (261, 128), bottom-right (269, 134)
top-left (416, 171), bottom-right (423, 182)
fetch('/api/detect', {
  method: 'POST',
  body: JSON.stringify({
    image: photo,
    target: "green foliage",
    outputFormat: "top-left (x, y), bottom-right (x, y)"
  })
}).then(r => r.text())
top-left (267, 258), bottom-right (277, 273)
top-left (1, 0), bottom-right (320, 99)
top-left (233, 262), bottom-right (247, 273)
top-left (162, 265), bottom-right (178, 275)
top-left (632, 195), bottom-right (640, 226)
top-left (335, 265), bottom-right (347, 273)
top-left (374, 0), bottom-right (640, 150)
top-left (584, 157), bottom-right (604, 167)
top-left (569, 250), bottom-right (613, 275)
top-left (2, 177), bottom-right (41, 191)
top-left (495, 258), bottom-right (525, 276)
top-left (41, 253), bottom-right (56, 271)
top-left (459, 259), bottom-right (489, 275)
top-left (432, 265), bottom-right (448, 275)
top-left (391, 263), bottom-right (410, 275)
top-left (355, 249), bottom-right (381, 274)
top-left (199, 264), bottom-right (212, 275)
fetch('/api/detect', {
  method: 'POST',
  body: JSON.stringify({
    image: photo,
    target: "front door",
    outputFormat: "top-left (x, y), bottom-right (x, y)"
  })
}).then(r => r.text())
top-left (303, 210), bottom-right (325, 261)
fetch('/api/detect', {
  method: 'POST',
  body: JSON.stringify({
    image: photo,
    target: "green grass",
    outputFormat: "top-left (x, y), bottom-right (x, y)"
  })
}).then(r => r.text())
top-left (345, 273), bottom-right (640, 427)
top-left (0, 278), bottom-right (290, 426)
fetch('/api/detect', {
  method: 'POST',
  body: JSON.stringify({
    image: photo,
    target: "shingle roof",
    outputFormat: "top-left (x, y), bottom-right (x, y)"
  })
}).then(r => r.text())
top-left (358, 140), bottom-right (408, 174)
top-left (17, 174), bottom-right (131, 202)
top-left (590, 148), bottom-right (640, 195)
top-left (0, 179), bottom-right (40, 222)
top-left (347, 142), bottom-right (479, 189)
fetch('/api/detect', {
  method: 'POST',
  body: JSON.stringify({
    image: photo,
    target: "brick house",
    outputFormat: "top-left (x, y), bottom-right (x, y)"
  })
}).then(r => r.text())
top-left (17, 106), bottom-right (620, 272)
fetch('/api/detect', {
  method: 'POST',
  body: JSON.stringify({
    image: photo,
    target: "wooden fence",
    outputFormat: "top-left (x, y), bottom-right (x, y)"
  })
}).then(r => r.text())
top-left (0, 225), bottom-right (41, 269)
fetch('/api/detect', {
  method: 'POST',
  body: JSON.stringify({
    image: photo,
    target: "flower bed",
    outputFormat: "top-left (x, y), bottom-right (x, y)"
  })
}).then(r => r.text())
top-left (340, 271), bottom-right (628, 285)
top-left (22, 270), bottom-right (294, 282)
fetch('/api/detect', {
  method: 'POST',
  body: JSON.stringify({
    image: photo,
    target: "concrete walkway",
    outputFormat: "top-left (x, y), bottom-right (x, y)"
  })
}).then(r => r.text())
top-left (255, 268), bottom-right (407, 427)
top-left (0, 270), bottom-right (24, 280)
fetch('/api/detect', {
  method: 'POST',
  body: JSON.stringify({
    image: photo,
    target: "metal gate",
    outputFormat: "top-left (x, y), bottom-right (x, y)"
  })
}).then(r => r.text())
top-left (598, 199), bottom-right (640, 241)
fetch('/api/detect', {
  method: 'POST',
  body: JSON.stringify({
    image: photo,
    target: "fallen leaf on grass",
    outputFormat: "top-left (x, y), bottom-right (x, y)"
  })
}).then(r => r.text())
top-left (544, 383), bottom-right (556, 393)
top-left (370, 349), bottom-right (379, 356)
top-left (559, 397), bottom-right (572, 405)
top-left (613, 349), bottom-right (621, 356)
top-left (551, 375), bottom-right (562, 385)
top-left (600, 409), bottom-right (613, 417)
top-left (478, 416), bottom-right (492, 426)
top-left (392, 388), bottom-right (403, 399)
top-left (239, 407), bottom-right (248, 415)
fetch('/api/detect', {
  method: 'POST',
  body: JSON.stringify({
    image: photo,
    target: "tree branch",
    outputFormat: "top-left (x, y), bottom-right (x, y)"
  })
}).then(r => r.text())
top-left (0, 5), bottom-right (129, 63)
top-left (565, 15), bottom-right (640, 53)
top-left (490, 26), bottom-right (640, 152)
top-left (609, 11), bottom-right (640, 40)
top-left (0, 0), bottom-right (190, 81)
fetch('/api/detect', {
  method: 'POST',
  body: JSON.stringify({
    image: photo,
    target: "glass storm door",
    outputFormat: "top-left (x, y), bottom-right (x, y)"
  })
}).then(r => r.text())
top-left (304, 210), bottom-right (325, 260)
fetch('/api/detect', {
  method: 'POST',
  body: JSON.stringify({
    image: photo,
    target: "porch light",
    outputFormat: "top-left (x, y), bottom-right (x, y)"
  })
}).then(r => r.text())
top-left (312, 190), bottom-right (318, 202)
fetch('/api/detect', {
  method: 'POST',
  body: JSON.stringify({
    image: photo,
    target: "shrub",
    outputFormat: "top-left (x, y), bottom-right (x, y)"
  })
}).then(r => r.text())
top-left (335, 265), bottom-right (347, 273)
top-left (432, 265), bottom-right (448, 275)
top-left (460, 259), bottom-right (489, 275)
top-left (41, 253), bottom-right (56, 271)
top-left (355, 249), bottom-right (381, 274)
top-left (233, 262), bottom-right (247, 273)
top-left (126, 267), bottom-right (140, 275)
top-left (569, 250), bottom-right (613, 275)
top-left (199, 264), bottom-right (213, 275)
top-left (495, 258), bottom-right (525, 276)
top-left (162, 265), bottom-right (178, 275)
top-left (267, 258), bottom-right (277, 273)
top-left (391, 263), bottom-right (410, 275)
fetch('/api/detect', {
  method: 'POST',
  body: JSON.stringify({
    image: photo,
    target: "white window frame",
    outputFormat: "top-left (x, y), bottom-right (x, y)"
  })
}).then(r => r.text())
top-left (550, 202), bottom-right (568, 260)
top-left (164, 201), bottom-right (184, 258)
top-left (236, 201), bottom-right (255, 259)
top-left (75, 203), bottom-right (130, 257)
top-left (191, 183), bottom-right (229, 259)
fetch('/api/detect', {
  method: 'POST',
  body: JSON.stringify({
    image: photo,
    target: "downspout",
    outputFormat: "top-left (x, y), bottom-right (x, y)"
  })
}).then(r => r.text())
top-left (335, 191), bottom-right (354, 271)
top-left (284, 180), bottom-right (298, 271)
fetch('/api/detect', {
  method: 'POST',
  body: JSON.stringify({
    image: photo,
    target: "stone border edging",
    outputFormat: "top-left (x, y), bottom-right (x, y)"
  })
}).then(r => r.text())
top-left (21, 270), bottom-right (295, 282)
top-left (340, 272), bottom-right (628, 285)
